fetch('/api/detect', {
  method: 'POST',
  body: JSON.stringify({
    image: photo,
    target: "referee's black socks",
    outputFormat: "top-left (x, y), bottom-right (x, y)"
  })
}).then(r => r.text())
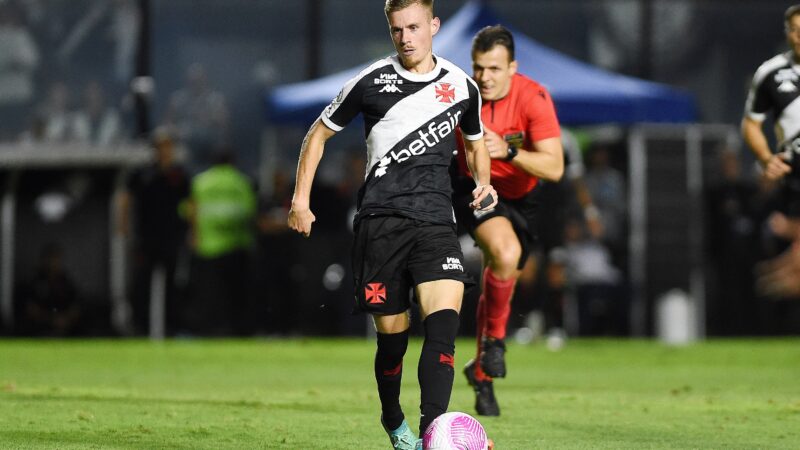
top-left (375, 328), bottom-right (409, 431)
top-left (418, 308), bottom-right (460, 436)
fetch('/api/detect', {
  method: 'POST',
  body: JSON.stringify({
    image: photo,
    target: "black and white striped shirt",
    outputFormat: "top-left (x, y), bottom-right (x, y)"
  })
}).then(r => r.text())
top-left (746, 51), bottom-right (800, 150)
top-left (321, 54), bottom-right (483, 225)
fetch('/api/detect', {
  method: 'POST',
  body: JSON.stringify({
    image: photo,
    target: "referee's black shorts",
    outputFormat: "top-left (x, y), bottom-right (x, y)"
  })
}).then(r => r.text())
top-left (452, 174), bottom-right (542, 270)
top-left (352, 215), bottom-right (474, 315)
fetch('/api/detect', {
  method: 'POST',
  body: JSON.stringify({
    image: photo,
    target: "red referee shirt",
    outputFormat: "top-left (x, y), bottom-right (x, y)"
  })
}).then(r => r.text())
top-left (457, 73), bottom-right (561, 199)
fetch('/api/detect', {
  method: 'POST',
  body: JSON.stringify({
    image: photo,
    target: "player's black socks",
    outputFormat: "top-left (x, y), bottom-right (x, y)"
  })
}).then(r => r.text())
top-left (375, 329), bottom-right (409, 431)
top-left (418, 308), bottom-right (460, 436)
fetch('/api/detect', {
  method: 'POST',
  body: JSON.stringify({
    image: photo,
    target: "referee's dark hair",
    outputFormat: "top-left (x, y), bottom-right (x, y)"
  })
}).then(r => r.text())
top-left (785, 4), bottom-right (800, 26)
top-left (472, 25), bottom-right (515, 61)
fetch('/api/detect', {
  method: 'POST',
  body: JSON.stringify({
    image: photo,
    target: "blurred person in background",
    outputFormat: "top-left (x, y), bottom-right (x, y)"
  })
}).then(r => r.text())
top-left (35, 80), bottom-right (76, 143)
top-left (163, 63), bottom-right (230, 173)
top-left (255, 169), bottom-right (296, 335)
top-left (704, 148), bottom-right (761, 335)
top-left (452, 25), bottom-right (562, 417)
top-left (521, 131), bottom-right (606, 349)
top-left (287, 0), bottom-right (495, 446)
top-left (72, 80), bottom-right (123, 147)
top-left (183, 147), bottom-right (256, 336)
top-left (16, 243), bottom-right (82, 337)
top-left (0, 1), bottom-right (39, 140)
top-left (118, 129), bottom-right (190, 336)
top-left (558, 216), bottom-right (624, 336)
top-left (583, 143), bottom-right (626, 260)
top-left (742, 4), bottom-right (800, 235)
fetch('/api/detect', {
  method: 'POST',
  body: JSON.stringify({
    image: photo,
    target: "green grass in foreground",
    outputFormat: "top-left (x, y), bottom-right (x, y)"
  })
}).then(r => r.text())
top-left (0, 338), bottom-right (799, 449)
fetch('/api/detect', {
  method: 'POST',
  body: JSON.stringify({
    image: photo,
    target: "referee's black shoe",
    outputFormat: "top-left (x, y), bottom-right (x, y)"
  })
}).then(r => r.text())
top-left (480, 337), bottom-right (507, 378)
top-left (463, 359), bottom-right (500, 417)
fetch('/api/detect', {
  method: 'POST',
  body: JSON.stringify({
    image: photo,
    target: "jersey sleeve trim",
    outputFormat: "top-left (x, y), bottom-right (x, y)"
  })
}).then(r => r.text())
top-left (461, 75), bottom-right (484, 141)
top-left (462, 132), bottom-right (483, 141)
top-left (320, 113), bottom-right (345, 132)
top-left (320, 58), bottom-right (393, 130)
top-left (745, 111), bottom-right (766, 122)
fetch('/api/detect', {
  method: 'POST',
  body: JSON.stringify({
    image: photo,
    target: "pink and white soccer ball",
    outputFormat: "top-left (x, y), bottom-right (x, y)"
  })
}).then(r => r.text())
top-left (422, 411), bottom-right (489, 450)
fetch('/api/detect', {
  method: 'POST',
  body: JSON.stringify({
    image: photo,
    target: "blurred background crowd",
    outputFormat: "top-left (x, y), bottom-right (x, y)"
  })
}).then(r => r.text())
top-left (0, 0), bottom-right (798, 340)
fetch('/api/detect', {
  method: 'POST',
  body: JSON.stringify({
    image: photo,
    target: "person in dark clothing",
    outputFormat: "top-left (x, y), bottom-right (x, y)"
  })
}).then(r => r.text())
top-left (17, 243), bottom-right (82, 336)
top-left (118, 129), bottom-right (190, 336)
top-left (705, 149), bottom-right (761, 335)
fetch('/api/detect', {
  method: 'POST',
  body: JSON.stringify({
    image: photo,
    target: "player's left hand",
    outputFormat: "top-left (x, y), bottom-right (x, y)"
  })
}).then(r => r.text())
top-left (483, 129), bottom-right (511, 160)
top-left (470, 184), bottom-right (498, 211)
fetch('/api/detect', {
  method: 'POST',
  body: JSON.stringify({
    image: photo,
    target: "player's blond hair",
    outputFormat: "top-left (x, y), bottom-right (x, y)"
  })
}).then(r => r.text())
top-left (384, 0), bottom-right (433, 17)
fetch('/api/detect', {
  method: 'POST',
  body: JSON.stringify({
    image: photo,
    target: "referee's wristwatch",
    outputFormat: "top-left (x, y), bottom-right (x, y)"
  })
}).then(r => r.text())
top-left (505, 144), bottom-right (518, 161)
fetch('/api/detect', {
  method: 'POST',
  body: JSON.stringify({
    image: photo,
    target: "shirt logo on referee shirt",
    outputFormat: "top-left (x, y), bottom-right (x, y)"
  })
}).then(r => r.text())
top-left (365, 283), bottom-right (387, 304)
top-left (435, 82), bottom-right (456, 103)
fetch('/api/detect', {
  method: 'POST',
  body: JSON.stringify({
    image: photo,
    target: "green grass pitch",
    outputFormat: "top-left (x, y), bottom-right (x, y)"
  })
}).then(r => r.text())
top-left (1, 338), bottom-right (799, 449)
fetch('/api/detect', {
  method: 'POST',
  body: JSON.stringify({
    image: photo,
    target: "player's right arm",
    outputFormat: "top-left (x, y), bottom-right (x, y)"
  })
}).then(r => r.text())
top-left (289, 65), bottom-right (369, 236)
top-left (288, 119), bottom-right (337, 237)
top-left (742, 116), bottom-right (791, 180)
top-left (742, 61), bottom-right (792, 180)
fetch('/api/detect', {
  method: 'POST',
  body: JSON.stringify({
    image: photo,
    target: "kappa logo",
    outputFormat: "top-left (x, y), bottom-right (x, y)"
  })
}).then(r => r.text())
top-left (775, 68), bottom-right (798, 93)
top-left (379, 84), bottom-right (403, 93)
top-left (435, 82), bottom-right (456, 103)
top-left (375, 73), bottom-right (404, 90)
top-left (442, 257), bottom-right (463, 271)
top-left (365, 282), bottom-right (387, 304)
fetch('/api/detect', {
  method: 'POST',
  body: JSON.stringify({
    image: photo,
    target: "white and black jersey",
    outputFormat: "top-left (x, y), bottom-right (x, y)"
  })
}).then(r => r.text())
top-left (320, 54), bottom-right (483, 225)
top-left (746, 51), bottom-right (800, 215)
top-left (745, 52), bottom-right (800, 149)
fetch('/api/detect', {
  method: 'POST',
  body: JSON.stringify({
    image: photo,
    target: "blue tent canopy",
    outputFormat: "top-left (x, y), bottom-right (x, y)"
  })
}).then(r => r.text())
top-left (265, 1), bottom-right (695, 125)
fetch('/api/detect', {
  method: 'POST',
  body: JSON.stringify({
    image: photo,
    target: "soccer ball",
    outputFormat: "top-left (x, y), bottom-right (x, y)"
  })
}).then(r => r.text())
top-left (422, 411), bottom-right (489, 450)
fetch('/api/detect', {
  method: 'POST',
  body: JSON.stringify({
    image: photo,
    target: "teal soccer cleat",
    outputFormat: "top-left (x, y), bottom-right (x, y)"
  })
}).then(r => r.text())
top-left (382, 417), bottom-right (420, 450)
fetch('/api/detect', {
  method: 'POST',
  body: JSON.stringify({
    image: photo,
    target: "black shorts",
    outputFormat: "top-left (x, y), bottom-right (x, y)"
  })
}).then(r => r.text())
top-left (452, 174), bottom-right (542, 270)
top-left (780, 175), bottom-right (800, 217)
top-left (352, 215), bottom-right (474, 315)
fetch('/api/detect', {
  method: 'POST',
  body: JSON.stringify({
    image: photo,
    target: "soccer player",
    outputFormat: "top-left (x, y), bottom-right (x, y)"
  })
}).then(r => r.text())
top-left (742, 4), bottom-right (800, 220)
top-left (453, 25), bottom-right (564, 416)
top-left (743, 5), bottom-right (800, 306)
top-left (287, 1), bottom-right (497, 448)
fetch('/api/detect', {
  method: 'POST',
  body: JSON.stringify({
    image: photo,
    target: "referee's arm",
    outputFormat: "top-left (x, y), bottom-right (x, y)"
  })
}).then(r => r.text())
top-left (288, 119), bottom-right (337, 237)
